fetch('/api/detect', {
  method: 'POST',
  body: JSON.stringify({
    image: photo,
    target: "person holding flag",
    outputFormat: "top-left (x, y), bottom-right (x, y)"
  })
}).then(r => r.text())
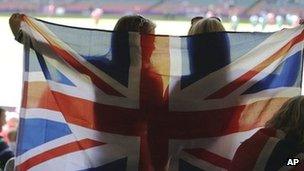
top-left (230, 96), bottom-right (304, 170)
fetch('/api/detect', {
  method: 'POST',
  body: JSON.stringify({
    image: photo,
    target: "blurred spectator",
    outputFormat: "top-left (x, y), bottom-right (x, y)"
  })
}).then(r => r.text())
top-left (91, 8), bottom-right (104, 25)
top-left (133, 6), bottom-right (141, 14)
top-left (55, 7), bottom-right (66, 16)
top-left (6, 117), bottom-right (18, 129)
top-left (285, 14), bottom-right (299, 26)
top-left (206, 10), bottom-right (214, 18)
top-left (47, 4), bottom-right (55, 16)
top-left (291, 14), bottom-right (300, 27)
top-left (0, 116), bottom-right (19, 143)
top-left (275, 15), bottom-right (284, 29)
top-left (0, 108), bottom-right (13, 170)
top-left (267, 12), bottom-right (275, 24)
top-left (230, 15), bottom-right (239, 31)
top-left (259, 15), bottom-right (267, 31)
top-left (286, 14), bottom-right (292, 25)
top-left (250, 15), bottom-right (259, 31)
top-left (7, 129), bottom-right (17, 153)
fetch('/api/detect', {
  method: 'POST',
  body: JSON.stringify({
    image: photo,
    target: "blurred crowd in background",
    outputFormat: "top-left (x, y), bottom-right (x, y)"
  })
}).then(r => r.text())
top-left (0, 0), bottom-right (303, 31)
top-left (0, 107), bottom-right (18, 154)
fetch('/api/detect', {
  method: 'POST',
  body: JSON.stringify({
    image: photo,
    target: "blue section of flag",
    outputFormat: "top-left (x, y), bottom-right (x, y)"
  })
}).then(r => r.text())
top-left (45, 60), bottom-right (76, 86)
top-left (78, 157), bottom-right (127, 171)
top-left (16, 118), bottom-right (72, 156)
top-left (243, 51), bottom-right (301, 95)
top-left (181, 32), bottom-right (231, 88)
top-left (82, 33), bottom-right (131, 87)
top-left (179, 159), bottom-right (203, 171)
top-left (35, 51), bottom-right (76, 86)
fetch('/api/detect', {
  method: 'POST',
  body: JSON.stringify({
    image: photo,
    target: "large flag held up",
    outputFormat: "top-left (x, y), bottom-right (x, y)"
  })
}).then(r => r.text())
top-left (16, 15), bottom-right (304, 171)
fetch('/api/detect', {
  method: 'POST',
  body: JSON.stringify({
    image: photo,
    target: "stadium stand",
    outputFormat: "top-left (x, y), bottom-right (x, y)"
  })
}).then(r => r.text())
top-left (59, 0), bottom-right (161, 14)
top-left (246, 0), bottom-right (304, 16)
top-left (0, 0), bottom-right (303, 18)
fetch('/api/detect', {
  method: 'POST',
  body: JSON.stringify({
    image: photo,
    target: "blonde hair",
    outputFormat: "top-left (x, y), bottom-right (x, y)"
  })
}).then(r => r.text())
top-left (266, 96), bottom-right (304, 143)
top-left (188, 18), bottom-right (225, 35)
top-left (114, 15), bottom-right (156, 34)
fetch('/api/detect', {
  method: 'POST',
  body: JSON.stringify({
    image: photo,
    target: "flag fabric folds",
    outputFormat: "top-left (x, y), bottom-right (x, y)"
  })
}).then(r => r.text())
top-left (229, 128), bottom-right (304, 171)
top-left (16, 15), bottom-right (304, 171)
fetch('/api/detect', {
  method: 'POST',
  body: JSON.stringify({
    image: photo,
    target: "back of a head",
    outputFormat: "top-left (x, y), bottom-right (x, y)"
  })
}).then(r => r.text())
top-left (266, 96), bottom-right (304, 142)
top-left (0, 108), bottom-right (5, 129)
top-left (186, 17), bottom-right (230, 77)
top-left (114, 15), bottom-right (156, 34)
top-left (188, 18), bottom-right (225, 35)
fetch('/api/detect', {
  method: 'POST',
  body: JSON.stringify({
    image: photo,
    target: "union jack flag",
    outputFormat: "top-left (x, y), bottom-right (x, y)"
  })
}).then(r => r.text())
top-left (16, 15), bottom-right (304, 171)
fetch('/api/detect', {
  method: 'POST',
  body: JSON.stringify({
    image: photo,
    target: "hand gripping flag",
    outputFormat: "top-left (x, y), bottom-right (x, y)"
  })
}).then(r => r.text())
top-left (16, 15), bottom-right (304, 171)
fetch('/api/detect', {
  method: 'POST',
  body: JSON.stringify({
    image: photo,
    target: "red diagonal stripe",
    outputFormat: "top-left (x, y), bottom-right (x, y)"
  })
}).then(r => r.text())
top-left (183, 148), bottom-right (231, 169)
top-left (51, 45), bottom-right (125, 97)
top-left (16, 139), bottom-right (105, 171)
top-left (229, 128), bottom-right (276, 171)
top-left (206, 30), bottom-right (304, 99)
